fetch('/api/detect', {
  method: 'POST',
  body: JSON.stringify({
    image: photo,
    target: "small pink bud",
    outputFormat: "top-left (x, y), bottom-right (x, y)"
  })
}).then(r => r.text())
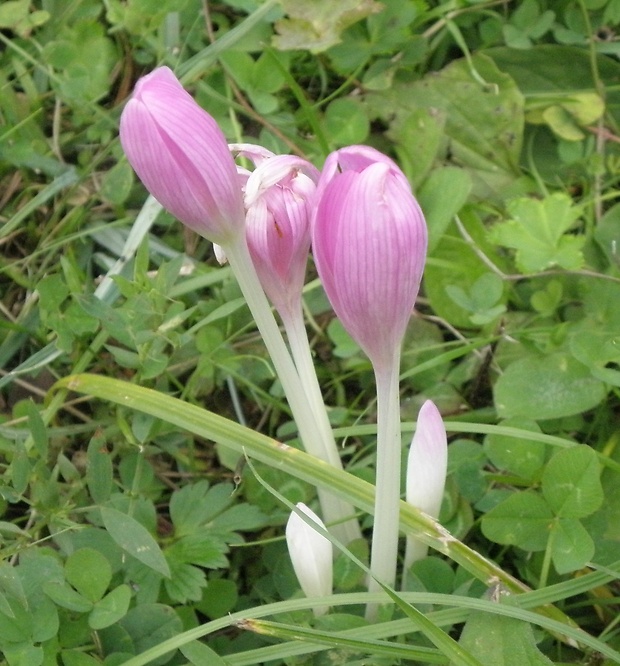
top-left (230, 145), bottom-right (320, 316)
top-left (119, 67), bottom-right (245, 245)
top-left (286, 502), bottom-right (333, 616)
top-left (312, 146), bottom-right (427, 370)
top-left (407, 400), bottom-right (448, 518)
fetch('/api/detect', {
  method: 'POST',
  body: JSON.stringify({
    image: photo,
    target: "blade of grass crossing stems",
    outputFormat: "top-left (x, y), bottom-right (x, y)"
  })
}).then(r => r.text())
top-left (113, 590), bottom-right (620, 666)
top-left (52, 375), bottom-right (583, 635)
top-left (234, 618), bottom-right (448, 664)
top-left (380, 583), bottom-right (483, 666)
top-left (243, 456), bottom-right (484, 666)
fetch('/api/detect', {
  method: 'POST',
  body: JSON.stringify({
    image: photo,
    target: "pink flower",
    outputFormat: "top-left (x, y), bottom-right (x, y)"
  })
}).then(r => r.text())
top-left (312, 146), bottom-right (427, 369)
top-left (230, 145), bottom-right (320, 316)
top-left (119, 67), bottom-right (245, 245)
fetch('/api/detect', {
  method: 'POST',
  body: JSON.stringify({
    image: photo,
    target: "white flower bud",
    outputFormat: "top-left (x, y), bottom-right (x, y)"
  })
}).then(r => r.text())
top-left (404, 400), bottom-right (448, 573)
top-left (286, 503), bottom-right (333, 616)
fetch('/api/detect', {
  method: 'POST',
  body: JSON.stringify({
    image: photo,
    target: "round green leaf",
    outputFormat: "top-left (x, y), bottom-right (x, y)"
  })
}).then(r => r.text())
top-left (89, 584), bottom-right (132, 630)
top-left (484, 419), bottom-right (545, 481)
top-left (481, 491), bottom-right (552, 551)
top-left (65, 548), bottom-right (112, 603)
top-left (542, 445), bottom-right (603, 518)
top-left (494, 352), bottom-right (606, 420)
top-left (42, 581), bottom-right (92, 613)
top-left (119, 603), bottom-right (183, 665)
top-left (324, 98), bottom-right (369, 146)
top-left (196, 578), bottom-right (238, 619)
top-left (551, 518), bottom-right (595, 574)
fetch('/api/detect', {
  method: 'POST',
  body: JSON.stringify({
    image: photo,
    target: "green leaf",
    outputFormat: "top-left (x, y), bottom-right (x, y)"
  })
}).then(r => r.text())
top-left (569, 327), bottom-right (620, 386)
top-left (426, 213), bottom-right (509, 328)
top-left (530, 280), bottom-right (563, 316)
top-left (594, 201), bottom-right (620, 269)
top-left (42, 581), bottom-right (93, 613)
top-left (0, 563), bottom-right (26, 616)
top-left (542, 446), bottom-right (603, 518)
top-left (456, 597), bottom-right (554, 665)
top-left (86, 431), bottom-right (114, 505)
top-left (169, 480), bottom-right (213, 535)
top-left (99, 160), bottom-right (134, 206)
top-left (119, 603), bottom-right (183, 664)
top-left (42, 21), bottom-right (117, 103)
top-left (445, 273), bottom-right (506, 326)
top-left (60, 651), bottom-right (103, 666)
top-left (2, 644), bottom-right (44, 666)
top-left (211, 503), bottom-right (267, 531)
top-left (180, 641), bottom-right (229, 666)
top-left (481, 491), bottom-right (553, 551)
top-left (196, 578), bottom-right (238, 619)
top-left (89, 584), bottom-right (132, 630)
top-left (15, 400), bottom-right (48, 459)
top-left (100, 507), bottom-right (170, 578)
top-left (417, 167), bottom-right (472, 252)
top-left (550, 518), bottom-right (595, 574)
top-left (489, 193), bottom-right (584, 273)
top-left (324, 98), bottom-right (369, 146)
top-left (368, 54), bottom-right (524, 199)
top-left (166, 533), bottom-right (229, 569)
top-left (65, 548), bottom-right (112, 603)
top-left (391, 107), bottom-right (447, 186)
top-left (494, 352), bottom-right (607, 420)
top-left (163, 561), bottom-right (206, 604)
top-left (484, 419), bottom-right (545, 482)
top-left (273, 0), bottom-right (383, 52)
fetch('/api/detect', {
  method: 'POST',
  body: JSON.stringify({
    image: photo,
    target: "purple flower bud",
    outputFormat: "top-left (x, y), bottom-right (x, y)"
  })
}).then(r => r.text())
top-left (286, 503), bottom-right (333, 616)
top-left (312, 146), bottom-right (427, 370)
top-left (119, 67), bottom-right (245, 245)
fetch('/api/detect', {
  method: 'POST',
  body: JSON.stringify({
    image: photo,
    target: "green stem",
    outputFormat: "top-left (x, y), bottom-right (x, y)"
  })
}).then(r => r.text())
top-left (224, 238), bottom-right (358, 543)
top-left (280, 301), bottom-right (361, 543)
top-left (366, 353), bottom-right (402, 620)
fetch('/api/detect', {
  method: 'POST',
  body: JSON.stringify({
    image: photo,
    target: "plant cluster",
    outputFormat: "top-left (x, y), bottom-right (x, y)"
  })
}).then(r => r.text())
top-left (2, 0), bottom-right (620, 665)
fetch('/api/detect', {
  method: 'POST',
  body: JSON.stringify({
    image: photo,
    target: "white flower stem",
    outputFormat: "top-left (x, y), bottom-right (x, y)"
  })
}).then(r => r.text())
top-left (403, 537), bottom-right (429, 587)
top-left (224, 238), bottom-right (358, 542)
top-left (366, 353), bottom-right (402, 621)
top-left (280, 302), bottom-right (362, 544)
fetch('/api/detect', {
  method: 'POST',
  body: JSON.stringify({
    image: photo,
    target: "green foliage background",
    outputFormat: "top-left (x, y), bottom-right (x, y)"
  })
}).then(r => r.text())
top-left (2, 0), bottom-right (620, 664)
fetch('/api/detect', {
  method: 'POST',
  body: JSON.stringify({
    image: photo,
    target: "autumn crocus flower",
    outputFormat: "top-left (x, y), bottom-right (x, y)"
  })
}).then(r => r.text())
top-left (313, 145), bottom-right (427, 371)
top-left (312, 145), bottom-right (427, 615)
top-left (404, 400), bottom-right (448, 580)
top-left (119, 66), bottom-right (245, 245)
top-left (286, 503), bottom-right (333, 616)
top-left (229, 144), bottom-right (320, 319)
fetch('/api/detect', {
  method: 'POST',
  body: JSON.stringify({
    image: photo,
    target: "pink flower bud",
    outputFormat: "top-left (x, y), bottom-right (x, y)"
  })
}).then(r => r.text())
top-left (406, 400), bottom-right (448, 519)
top-left (312, 146), bottom-right (427, 370)
top-left (286, 503), bottom-right (333, 616)
top-left (230, 145), bottom-right (320, 316)
top-left (119, 67), bottom-right (245, 245)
